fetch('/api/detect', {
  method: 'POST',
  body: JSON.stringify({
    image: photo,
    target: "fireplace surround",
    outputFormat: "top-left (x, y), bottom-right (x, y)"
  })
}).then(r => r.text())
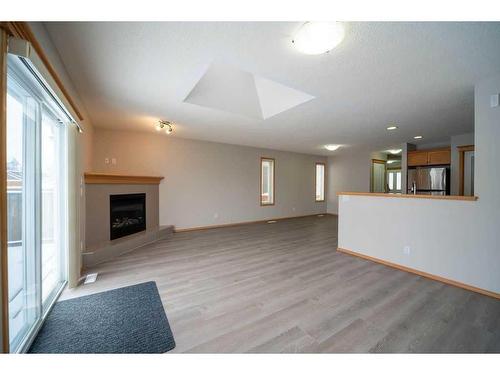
top-left (84, 173), bottom-right (167, 267)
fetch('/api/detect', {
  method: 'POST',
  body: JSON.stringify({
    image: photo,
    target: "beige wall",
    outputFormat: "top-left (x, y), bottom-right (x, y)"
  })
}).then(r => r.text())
top-left (326, 151), bottom-right (371, 215)
top-left (91, 129), bottom-right (327, 230)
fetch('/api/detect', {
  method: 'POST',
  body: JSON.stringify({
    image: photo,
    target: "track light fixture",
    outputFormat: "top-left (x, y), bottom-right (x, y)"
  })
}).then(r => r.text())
top-left (157, 120), bottom-right (173, 134)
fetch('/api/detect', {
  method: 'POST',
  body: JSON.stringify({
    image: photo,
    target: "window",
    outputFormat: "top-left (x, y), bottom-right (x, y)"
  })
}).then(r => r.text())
top-left (7, 55), bottom-right (69, 352)
top-left (260, 158), bottom-right (275, 205)
top-left (387, 170), bottom-right (402, 193)
top-left (315, 163), bottom-right (325, 201)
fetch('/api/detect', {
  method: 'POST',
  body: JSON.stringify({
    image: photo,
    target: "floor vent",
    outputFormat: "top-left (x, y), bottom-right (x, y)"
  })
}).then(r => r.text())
top-left (84, 273), bottom-right (98, 285)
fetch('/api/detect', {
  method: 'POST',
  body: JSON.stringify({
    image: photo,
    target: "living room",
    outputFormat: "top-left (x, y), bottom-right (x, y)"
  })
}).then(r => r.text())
top-left (1, 1), bottom-right (499, 374)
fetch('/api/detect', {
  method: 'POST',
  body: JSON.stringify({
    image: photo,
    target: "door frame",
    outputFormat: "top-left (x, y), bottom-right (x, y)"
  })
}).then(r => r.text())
top-left (458, 145), bottom-right (474, 196)
top-left (1, 28), bottom-right (9, 354)
top-left (370, 159), bottom-right (387, 193)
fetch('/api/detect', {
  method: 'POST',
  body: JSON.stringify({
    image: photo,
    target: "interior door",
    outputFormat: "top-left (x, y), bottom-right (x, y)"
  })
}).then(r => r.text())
top-left (371, 160), bottom-right (386, 193)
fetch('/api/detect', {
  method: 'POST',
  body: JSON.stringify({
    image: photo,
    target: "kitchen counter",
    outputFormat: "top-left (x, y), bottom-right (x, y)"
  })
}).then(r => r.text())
top-left (337, 192), bottom-right (478, 201)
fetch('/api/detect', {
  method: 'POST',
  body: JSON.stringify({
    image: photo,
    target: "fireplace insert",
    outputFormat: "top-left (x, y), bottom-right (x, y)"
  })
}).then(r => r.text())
top-left (109, 193), bottom-right (146, 240)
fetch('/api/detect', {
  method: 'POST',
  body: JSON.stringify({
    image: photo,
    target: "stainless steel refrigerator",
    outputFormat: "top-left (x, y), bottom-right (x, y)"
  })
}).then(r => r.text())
top-left (407, 167), bottom-right (450, 195)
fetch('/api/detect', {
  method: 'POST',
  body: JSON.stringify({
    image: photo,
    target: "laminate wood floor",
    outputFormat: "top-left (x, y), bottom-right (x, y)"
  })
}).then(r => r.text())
top-left (63, 215), bottom-right (500, 353)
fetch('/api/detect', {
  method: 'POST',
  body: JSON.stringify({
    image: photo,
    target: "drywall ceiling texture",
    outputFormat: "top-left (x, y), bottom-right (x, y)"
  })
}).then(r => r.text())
top-left (43, 22), bottom-right (500, 156)
top-left (91, 129), bottom-right (327, 229)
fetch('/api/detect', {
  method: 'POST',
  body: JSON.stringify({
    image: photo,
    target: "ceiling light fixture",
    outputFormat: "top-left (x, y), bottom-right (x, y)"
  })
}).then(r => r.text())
top-left (386, 126), bottom-right (398, 131)
top-left (292, 22), bottom-right (345, 55)
top-left (388, 149), bottom-right (402, 155)
top-left (413, 135), bottom-right (423, 140)
top-left (325, 144), bottom-right (341, 151)
top-left (387, 160), bottom-right (397, 164)
top-left (157, 120), bottom-right (173, 134)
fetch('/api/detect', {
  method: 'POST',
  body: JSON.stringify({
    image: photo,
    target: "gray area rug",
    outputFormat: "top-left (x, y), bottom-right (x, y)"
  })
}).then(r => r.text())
top-left (29, 281), bottom-right (176, 353)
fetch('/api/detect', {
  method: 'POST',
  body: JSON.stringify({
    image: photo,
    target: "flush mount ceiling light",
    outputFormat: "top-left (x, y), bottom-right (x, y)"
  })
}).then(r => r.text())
top-left (388, 149), bottom-right (402, 154)
top-left (156, 120), bottom-right (173, 134)
top-left (387, 160), bottom-right (398, 164)
top-left (292, 22), bottom-right (345, 55)
top-left (414, 135), bottom-right (423, 140)
top-left (386, 126), bottom-right (398, 131)
top-left (324, 144), bottom-right (341, 151)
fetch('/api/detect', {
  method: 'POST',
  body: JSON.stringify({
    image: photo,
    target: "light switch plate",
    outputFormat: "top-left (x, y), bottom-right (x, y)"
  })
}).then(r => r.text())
top-left (491, 94), bottom-right (499, 108)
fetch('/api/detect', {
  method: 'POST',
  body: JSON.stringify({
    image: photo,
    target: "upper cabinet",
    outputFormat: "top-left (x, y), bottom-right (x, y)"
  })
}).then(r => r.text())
top-left (427, 149), bottom-right (451, 165)
top-left (407, 151), bottom-right (429, 167)
top-left (407, 148), bottom-right (451, 167)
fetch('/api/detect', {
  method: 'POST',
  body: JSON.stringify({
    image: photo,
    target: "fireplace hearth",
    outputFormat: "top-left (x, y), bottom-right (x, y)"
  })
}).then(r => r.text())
top-left (110, 193), bottom-right (146, 240)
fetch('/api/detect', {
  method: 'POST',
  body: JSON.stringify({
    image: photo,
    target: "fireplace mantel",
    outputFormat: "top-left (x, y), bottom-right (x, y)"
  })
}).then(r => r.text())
top-left (84, 172), bottom-right (164, 185)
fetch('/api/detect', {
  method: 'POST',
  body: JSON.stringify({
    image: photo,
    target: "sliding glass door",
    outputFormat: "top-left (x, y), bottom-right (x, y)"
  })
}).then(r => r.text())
top-left (41, 108), bottom-right (67, 305)
top-left (6, 55), bottom-right (68, 352)
top-left (6, 78), bottom-right (41, 353)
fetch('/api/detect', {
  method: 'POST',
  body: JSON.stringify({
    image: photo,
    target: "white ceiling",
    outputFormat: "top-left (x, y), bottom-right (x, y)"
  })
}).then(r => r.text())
top-left (44, 22), bottom-right (500, 156)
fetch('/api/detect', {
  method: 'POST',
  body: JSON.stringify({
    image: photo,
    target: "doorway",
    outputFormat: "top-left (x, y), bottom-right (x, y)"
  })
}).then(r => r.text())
top-left (371, 159), bottom-right (387, 193)
top-left (458, 145), bottom-right (475, 196)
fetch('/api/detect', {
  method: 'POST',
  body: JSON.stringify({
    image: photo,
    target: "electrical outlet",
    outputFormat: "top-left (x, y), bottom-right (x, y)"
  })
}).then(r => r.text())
top-left (292, 207), bottom-right (296, 212)
top-left (111, 158), bottom-right (117, 165)
top-left (403, 246), bottom-right (411, 256)
top-left (213, 213), bottom-right (219, 219)
top-left (104, 157), bottom-right (110, 164)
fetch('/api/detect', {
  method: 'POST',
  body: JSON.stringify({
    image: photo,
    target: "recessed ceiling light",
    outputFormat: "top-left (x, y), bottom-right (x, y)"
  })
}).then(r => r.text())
top-left (414, 135), bottom-right (423, 140)
top-left (325, 144), bottom-right (341, 151)
top-left (292, 22), bottom-right (345, 55)
top-left (388, 149), bottom-right (402, 154)
top-left (387, 160), bottom-right (397, 164)
top-left (386, 126), bottom-right (398, 131)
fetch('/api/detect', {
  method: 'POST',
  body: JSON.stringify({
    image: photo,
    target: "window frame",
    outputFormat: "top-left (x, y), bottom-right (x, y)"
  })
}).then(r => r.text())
top-left (260, 157), bottom-right (275, 206)
top-left (315, 162), bottom-right (326, 202)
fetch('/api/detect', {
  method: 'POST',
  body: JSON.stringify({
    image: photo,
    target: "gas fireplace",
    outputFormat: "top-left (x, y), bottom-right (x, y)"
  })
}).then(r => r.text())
top-left (109, 193), bottom-right (146, 240)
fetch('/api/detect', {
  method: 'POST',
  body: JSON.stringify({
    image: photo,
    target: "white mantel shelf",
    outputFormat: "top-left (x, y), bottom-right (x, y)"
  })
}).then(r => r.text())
top-left (84, 172), bottom-right (164, 185)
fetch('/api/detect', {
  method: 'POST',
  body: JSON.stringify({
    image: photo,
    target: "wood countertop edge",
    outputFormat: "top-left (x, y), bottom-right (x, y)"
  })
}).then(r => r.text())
top-left (337, 192), bottom-right (478, 201)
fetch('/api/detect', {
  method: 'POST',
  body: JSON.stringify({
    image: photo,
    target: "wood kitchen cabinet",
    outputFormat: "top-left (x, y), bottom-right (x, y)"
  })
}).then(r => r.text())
top-left (407, 151), bottom-right (429, 167)
top-left (407, 148), bottom-right (451, 167)
top-left (427, 150), bottom-right (451, 165)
